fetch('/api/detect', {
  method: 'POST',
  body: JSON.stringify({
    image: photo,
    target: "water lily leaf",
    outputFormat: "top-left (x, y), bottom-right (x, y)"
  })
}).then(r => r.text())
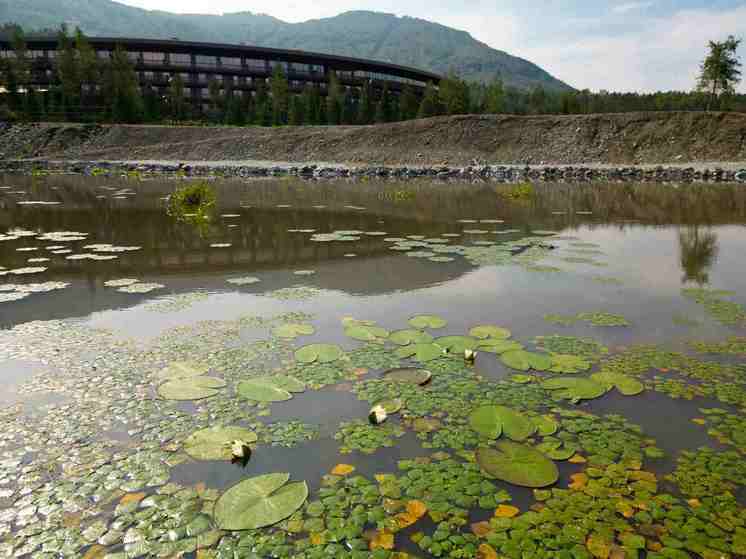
top-left (377, 398), bottom-right (403, 414)
top-left (549, 354), bottom-right (591, 374)
top-left (395, 343), bottom-right (443, 362)
top-left (215, 473), bottom-right (308, 530)
top-left (478, 339), bottom-right (524, 354)
top-left (345, 324), bottom-right (390, 341)
top-left (237, 380), bottom-right (293, 402)
top-left (251, 375), bottom-right (306, 393)
top-left (493, 504), bottom-right (520, 518)
top-left (535, 439), bottom-right (578, 460)
top-left (493, 406), bottom-right (536, 441)
top-left (158, 376), bottom-right (225, 400)
top-left (540, 377), bottom-right (608, 402)
top-left (590, 372), bottom-right (644, 396)
top-left (184, 426), bottom-right (258, 460)
top-left (331, 464), bottom-right (355, 476)
top-left (383, 367), bottom-right (432, 385)
top-left (157, 361), bottom-right (209, 381)
top-left (469, 406), bottom-right (503, 439)
top-left (476, 442), bottom-right (559, 488)
top-left (389, 329), bottom-right (434, 346)
top-left (295, 343), bottom-right (343, 364)
top-left (531, 414), bottom-right (559, 436)
top-left (469, 325), bottom-right (512, 340)
top-left (435, 335), bottom-right (479, 353)
top-left (408, 315), bottom-right (447, 329)
top-left (501, 350), bottom-right (552, 371)
top-left (272, 323), bottom-right (315, 339)
top-left (510, 374), bottom-right (533, 384)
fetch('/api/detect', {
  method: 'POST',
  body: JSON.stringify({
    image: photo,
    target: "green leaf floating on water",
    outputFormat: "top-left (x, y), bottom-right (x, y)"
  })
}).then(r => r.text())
top-left (158, 376), bottom-right (226, 400)
top-left (408, 315), bottom-right (447, 329)
top-left (548, 353), bottom-right (592, 374)
top-left (435, 335), bottom-right (479, 353)
top-left (395, 343), bottom-right (443, 362)
top-left (344, 324), bottom-right (390, 341)
top-left (383, 367), bottom-right (432, 385)
top-left (476, 442), bottom-right (559, 488)
top-left (510, 374), bottom-right (533, 384)
top-left (478, 339), bottom-right (524, 354)
top-left (535, 438), bottom-right (578, 460)
top-left (271, 323), bottom-right (315, 339)
top-left (237, 380), bottom-right (293, 402)
top-left (184, 426), bottom-right (258, 460)
top-left (250, 375), bottom-right (306, 393)
top-left (215, 473), bottom-right (308, 530)
top-left (469, 405), bottom-right (536, 441)
top-left (156, 360), bottom-right (209, 381)
top-left (590, 372), bottom-right (644, 396)
top-left (540, 377), bottom-right (608, 402)
top-left (377, 398), bottom-right (404, 414)
top-left (531, 414), bottom-right (559, 436)
top-left (469, 406), bottom-right (503, 439)
top-left (389, 329), bottom-right (434, 346)
top-left (501, 350), bottom-right (552, 372)
top-left (468, 325), bottom-right (512, 340)
top-left (294, 343), bottom-right (343, 364)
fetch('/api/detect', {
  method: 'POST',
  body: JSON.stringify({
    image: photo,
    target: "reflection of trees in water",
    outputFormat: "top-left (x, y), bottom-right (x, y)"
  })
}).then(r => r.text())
top-left (678, 226), bottom-right (719, 285)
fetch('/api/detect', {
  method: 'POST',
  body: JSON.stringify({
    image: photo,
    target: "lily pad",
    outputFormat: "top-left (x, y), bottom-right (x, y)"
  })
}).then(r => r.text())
top-left (408, 315), bottom-right (447, 329)
top-left (435, 336), bottom-right (479, 353)
top-left (469, 406), bottom-right (503, 439)
top-left (383, 368), bottom-right (432, 385)
top-left (548, 353), bottom-right (591, 374)
top-left (476, 442), bottom-right (559, 488)
top-left (501, 350), bottom-right (552, 372)
top-left (377, 399), bottom-right (404, 414)
top-left (237, 380), bottom-right (293, 402)
top-left (215, 473), bottom-right (308, 530)
top-left (470, 405), bottom-right (536, 441)
top-left (389, 329), bottom-right (434, 346)
top-left (184, 426), bottom-right (258, 460)
top-left (532, 414), bottom-right (559, 436)
top-left (590, 372), bottom-right (644, 396)
top-left (250, 375), bottom-right (306, 393)
top-left (469, 325), bottom-right (512, 340)
top-left (272, 323), bottom-right (315, 339)
top-left (295, 343), bottom-right (343, 364)
top-left (344, 324), bottom-right (390, 341)
top-left (540, 377), bottom-right (608, 402)
top-left (157, 361), bottom-right (209, 381)
top-left (477, 339), bottom-right (524, 354)
top-left (395, 343), bottom-right (443, 362)
top-left (158, 376), bottom-right (226, 400)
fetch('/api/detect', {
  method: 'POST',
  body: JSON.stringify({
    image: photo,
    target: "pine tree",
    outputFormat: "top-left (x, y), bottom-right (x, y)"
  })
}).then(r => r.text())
top-left (168, 73), bottom-right (187, 122)
top-left (485, 77), bottom-right (505, 114)
top-left (101, 46), bottom-right (143, 123)
top-left (56, 24), bottom-right (81, 119)
top-left (270, 64), bottom-right (289, 125)
top-left (75, 28), bottom-right (99, 119)
top-left (357, 80), bottom-right (373, 124)
top-left (417, 82), bottom-right (439, 119)
top-left (438, 71), bottom-right (468, 115)
top-left (399, 84), bottom-right (418, 121)
top-left (325, 71), bottom-right (342, 125)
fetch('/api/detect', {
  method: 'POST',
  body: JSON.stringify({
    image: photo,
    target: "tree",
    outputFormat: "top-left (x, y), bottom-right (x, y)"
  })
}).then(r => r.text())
top-left (417, 81), bottom-right (439, 118)
top-left (75, 28), bottom-right (99, 118)
top-left (438, 71), bottom-right (469, 115)
top-left (374, 83), bottom-right (391, 123)
top-left (207, 77), bottom-right (223, 122)
top-left (485, 77), bottom-right (505, 114)
top-left (168, 73), bottom-right (187, 122)
top-left (270, 64), bottom-right (289, 125)
top-left (697, 35), bottom-right (742, 111)
top-left (399, 84), bottom-right (418, 121)
top-left (357, 80), bottom-right (373, 124)
top-left (225, 93), bottom-right (245, 125)
top-left (56, 24), bottom-right (81, 119)
top-left (288, 94), bottom-right (304, 125)
top-left (101, 45), bottom-right (143, 123)
top-left (326, 71), bottom-right (342, 125)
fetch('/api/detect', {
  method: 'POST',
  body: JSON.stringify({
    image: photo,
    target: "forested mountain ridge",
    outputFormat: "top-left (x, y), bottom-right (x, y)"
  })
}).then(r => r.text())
top-left (0, 0), bottom-right (572, 91)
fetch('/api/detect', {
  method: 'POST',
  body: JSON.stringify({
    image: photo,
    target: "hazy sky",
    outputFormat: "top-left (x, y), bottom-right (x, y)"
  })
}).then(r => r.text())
top-left (114, 0), bottom-right (746, 92)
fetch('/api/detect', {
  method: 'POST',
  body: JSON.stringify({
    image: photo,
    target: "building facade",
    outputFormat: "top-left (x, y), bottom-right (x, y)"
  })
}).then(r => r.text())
top-left (0, 37), bottom-right (442, 113)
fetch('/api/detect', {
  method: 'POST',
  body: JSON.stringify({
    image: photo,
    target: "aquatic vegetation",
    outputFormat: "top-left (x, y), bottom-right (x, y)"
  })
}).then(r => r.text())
top-left (681, 287), bottom-right (746, 325)
top-left (689, 336), bottom-right (746, 354)
top-left (117, 282), bottom-right (165, 294)
top-left (183, 426), bottom-right (258, 460)
top-left (666, 447), bottom-right (746, 497)
top-left (469, 405), bottom-right (536, 441)
top-left (295, 343), bottom-right (344, 364)
top-left (696, 408), bottom-right (746, 452)
top-left (544, 312), bottom-right (630, 327)
top-left (226, 275), bottom-right (261, 285)
top-left (335, 419), bottom-right (405, 454)
top-left (541, 377), bottom-right (608, 403)
top-left (590, 371), bottom-right (645, 396)
top-left (500, 349), bottom-right (552, 371)
top-left (263, 286), bottom-right (321, 301)
top-left (476, 442), bottom-right (559, 488)
top-left (409, 314), bottom-right (447, 329)
top-left (215, 473), bottom-right (309, 530)
top-left (272, 322), bottom-right (315, 339)
top-left (145, 291), bottom-right (209, 312)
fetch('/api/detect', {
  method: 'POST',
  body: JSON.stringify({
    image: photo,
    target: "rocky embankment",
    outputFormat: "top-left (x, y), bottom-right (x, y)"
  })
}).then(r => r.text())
top-left (0, 112), bottom-right (745, 181)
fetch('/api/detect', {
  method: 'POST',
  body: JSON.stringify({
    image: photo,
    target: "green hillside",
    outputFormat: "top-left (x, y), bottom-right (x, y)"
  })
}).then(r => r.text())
top-left (0, 0), bottom-right (573, 91)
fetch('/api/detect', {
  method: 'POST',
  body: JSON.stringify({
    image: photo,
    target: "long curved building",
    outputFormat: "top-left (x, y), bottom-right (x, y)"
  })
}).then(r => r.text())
top-left (0, 37), bottom-right (442, 111)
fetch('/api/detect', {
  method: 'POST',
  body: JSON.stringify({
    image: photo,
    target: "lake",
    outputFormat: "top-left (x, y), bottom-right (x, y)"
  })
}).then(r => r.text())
top-left (0, 175), bottom-right (744, 559)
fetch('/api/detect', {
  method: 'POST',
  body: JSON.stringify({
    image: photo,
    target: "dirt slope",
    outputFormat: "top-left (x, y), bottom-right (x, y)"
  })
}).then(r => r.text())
top-left (1, 112), bottom-right (745, 166)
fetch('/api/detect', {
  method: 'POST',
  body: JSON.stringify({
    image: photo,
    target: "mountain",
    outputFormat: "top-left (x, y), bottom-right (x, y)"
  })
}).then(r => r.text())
top-left (0, 0), bottom-right (573, 91)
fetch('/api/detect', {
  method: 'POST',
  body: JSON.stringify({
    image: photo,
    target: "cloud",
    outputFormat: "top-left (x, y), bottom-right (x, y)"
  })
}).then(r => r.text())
top-left (505, 5), bottom-right (746, 92)
top-left (612, 2), bottom-right (654, 14)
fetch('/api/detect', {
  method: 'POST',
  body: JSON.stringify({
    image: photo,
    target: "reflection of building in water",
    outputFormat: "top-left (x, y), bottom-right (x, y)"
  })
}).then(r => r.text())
top-left (678, 226), bottom-right (719, 285)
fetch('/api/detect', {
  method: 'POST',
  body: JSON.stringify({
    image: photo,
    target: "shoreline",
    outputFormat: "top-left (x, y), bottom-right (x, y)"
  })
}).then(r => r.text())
top-left (2, 158), bottom-right (745, 183)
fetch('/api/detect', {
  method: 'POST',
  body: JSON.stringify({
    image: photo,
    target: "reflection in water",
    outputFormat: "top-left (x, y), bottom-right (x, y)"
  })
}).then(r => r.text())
top-left (678, 226), bottom-right (719, 285)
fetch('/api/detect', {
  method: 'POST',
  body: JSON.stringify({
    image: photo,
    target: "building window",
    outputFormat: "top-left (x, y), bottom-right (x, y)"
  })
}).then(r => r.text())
top-left (143, 51), bottom-right (164, 63)
top-left (195, 55), bottom-right (216, 66)
top-left (222, 57), bottom-right (240, 68)
top-left (170, 53), bottom-right (191, 65)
